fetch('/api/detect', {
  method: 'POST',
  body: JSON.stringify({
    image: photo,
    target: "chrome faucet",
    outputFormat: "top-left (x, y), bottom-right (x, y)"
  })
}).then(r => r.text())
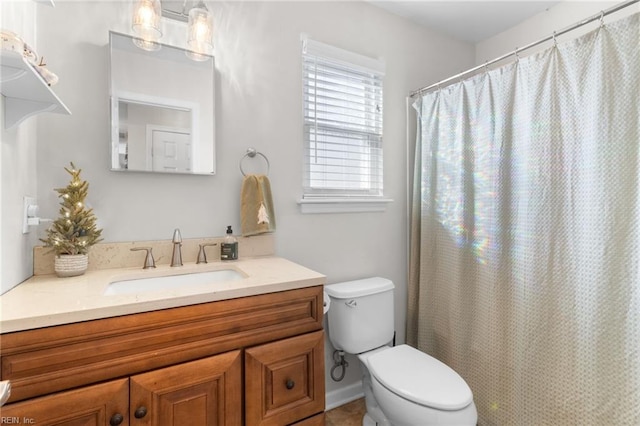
top-left (130, 247), bottom-right (156, 269)
top-left (171, 228), bottom-right (183, 267)
top-left (197, 243), bottom-right (218, 264)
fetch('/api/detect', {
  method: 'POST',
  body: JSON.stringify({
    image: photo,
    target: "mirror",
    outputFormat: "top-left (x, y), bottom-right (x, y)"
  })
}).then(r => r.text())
top-left (109, 31), bottom-right (215, 175)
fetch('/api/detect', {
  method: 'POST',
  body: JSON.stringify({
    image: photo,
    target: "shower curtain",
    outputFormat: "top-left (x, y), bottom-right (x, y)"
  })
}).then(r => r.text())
top-left (408, 12), bottom-right (639, 425)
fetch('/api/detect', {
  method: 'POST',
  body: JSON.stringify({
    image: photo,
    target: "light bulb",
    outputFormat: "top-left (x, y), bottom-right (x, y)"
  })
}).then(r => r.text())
top-left (136, 3), bottom-right (153, 23)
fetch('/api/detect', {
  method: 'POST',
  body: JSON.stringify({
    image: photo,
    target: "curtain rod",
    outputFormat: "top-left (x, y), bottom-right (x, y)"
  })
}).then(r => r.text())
top-left (409, 0), bottom-right (639, 98)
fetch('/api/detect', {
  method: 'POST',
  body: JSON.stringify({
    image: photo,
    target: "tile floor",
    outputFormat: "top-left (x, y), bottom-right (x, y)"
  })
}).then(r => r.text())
top-left (325, 398), bottom-right (366, 426)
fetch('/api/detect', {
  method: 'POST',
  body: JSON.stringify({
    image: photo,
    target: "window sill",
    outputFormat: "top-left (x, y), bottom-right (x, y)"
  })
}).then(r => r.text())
top-left (297, 197), bottom-right (393, 214)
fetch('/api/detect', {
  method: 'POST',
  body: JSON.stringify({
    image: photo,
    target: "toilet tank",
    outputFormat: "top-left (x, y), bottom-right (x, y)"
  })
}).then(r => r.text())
top-left (324, 277), bottom-right (395, 354)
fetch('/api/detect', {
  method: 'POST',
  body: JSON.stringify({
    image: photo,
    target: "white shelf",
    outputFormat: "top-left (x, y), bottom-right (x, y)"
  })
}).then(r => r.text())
top-left (0, 50), bottom-right (70, 129)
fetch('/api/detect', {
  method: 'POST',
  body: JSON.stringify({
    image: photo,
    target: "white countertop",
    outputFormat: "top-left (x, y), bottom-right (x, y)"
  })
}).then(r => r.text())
top-left (0, 257), bottom-right (325, 333)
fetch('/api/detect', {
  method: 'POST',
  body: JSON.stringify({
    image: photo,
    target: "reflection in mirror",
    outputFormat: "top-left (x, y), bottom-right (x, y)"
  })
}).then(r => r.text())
top-left (109, 31), bottom-right (215, 175)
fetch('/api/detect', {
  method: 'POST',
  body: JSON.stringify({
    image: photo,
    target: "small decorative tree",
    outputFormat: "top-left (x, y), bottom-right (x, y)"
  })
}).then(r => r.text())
top-left (42, 163), bottom-right (103, 257)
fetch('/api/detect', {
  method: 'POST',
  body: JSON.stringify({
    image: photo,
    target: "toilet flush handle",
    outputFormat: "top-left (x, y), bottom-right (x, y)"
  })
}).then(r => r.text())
top-left (345, 300), bottom-right (357, 308)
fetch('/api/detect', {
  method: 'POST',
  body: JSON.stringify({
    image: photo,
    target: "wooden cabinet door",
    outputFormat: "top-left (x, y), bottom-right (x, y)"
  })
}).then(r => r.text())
top-left (130, 350), bottom-right (242, 426)
top-left (245, 331), bottom-right (325, 426)
top-left (0, 378), bottom-right (129, 426)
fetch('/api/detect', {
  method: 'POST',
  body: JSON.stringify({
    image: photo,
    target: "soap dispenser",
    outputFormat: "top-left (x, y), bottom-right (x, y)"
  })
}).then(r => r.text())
top-left (221, 226), bottom-right (238, 260)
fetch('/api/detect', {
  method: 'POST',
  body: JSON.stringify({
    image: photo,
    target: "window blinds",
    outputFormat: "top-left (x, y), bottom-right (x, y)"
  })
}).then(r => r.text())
top-left (302, 38), bottom-right (385, 198)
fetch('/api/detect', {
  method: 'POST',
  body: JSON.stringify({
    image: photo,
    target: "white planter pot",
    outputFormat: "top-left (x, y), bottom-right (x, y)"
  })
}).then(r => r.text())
top-left (54, 254), bottom-right (88, 277)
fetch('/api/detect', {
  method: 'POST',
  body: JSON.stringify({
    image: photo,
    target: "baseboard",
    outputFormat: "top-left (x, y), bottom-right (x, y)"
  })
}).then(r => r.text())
top-left (325, 381), bottom-right (364, 411)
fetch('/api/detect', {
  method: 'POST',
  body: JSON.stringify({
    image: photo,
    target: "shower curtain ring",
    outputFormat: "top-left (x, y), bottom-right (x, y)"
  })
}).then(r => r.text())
top-left (552, 31), bottom-right (557, 47)
top-left (514, 48), bottom-right (520, 62)
top-left (600, 10), bottom-right (605, 27)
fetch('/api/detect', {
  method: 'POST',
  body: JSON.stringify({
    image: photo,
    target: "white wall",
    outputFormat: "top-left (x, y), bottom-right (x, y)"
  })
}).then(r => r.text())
top-left (1, 1), bottom-right (39, 295)
top-left (476, 1), bottom-right (639, 66)
top-left (3, 0), bottom-right (474, 403)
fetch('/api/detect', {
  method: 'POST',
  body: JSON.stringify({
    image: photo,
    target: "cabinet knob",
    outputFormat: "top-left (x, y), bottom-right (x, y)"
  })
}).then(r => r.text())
top-left (285, 379), bottom-right (295, 390)
top-left (134, 406), bottom-right (148, 419)
top-left (109, 413), bottom-right (124, 426)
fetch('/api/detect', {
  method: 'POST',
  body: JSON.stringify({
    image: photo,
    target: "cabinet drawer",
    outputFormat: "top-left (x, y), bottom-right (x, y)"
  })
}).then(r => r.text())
top-left (0, 378), bottom-right (128, 425)
top-left (245, 331), bottom-right (325, 426)
top-left (1, 286), bottom-right (323, 403)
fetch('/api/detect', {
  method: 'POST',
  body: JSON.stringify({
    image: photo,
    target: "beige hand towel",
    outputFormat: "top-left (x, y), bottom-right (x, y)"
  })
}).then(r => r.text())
top-left (241, 174), bottom-right (276, 236)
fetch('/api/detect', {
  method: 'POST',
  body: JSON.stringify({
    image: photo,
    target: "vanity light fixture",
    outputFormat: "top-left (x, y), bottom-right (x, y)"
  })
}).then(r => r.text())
top-left (131, 0), bottom-right (162, 51)
top-left (132, 0), bottom-right (214, 61)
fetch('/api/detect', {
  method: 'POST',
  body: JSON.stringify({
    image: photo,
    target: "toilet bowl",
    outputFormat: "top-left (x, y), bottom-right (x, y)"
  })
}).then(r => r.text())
top-left (362, 345), bottom-right (477, 426)
top-left (324, 278), bottom-right (477, 426)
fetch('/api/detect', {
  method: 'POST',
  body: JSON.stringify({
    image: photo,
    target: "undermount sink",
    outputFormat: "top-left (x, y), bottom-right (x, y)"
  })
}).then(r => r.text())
top-left (103, 269), bottom-right (244, 296)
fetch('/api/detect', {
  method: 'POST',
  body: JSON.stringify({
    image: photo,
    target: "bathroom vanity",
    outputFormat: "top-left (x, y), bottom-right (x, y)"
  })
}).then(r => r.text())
top-left (0, 256), bottom-right (326, 426)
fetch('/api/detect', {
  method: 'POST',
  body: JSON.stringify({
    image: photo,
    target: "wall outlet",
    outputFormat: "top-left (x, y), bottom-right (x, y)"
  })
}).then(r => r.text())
top-left (22, 196), bottom-right (37, 234)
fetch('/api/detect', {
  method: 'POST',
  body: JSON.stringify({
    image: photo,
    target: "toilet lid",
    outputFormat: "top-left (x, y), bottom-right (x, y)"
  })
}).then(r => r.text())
top-left (367, 345), bottom-right (473, 411)
top-left (324, 277), bottom-right (394, 299)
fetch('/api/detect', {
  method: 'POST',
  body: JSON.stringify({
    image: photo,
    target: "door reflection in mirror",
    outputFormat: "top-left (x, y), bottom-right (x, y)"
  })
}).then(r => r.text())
top-left (115, 98), bottom-right (195, 173)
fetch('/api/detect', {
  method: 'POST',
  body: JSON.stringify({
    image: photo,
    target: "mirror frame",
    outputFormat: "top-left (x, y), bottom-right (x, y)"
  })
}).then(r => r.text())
top-left (108, 31), bottom-right (216, 175)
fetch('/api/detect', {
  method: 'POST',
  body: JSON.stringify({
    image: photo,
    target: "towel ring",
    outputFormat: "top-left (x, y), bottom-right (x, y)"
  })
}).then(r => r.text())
top-left (239, 148), bottom-right (270, 176)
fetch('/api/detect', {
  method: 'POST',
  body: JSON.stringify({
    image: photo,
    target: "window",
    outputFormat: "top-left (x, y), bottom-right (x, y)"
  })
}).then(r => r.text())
top-left (300, 38), bottom-right (390, 213)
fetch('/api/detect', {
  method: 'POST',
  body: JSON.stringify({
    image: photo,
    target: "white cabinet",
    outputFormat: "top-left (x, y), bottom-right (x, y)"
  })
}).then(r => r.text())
top-left (0, 49), bottom-right (70, 129)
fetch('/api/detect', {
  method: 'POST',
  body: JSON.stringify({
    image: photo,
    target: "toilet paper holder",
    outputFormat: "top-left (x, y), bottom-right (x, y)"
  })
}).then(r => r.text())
top-left (323, 291), bottom-right (331, 314)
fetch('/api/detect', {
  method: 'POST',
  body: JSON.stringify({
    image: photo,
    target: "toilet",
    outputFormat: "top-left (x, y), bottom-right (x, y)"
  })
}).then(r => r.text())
top-left (324, 277), bottom-right (477, 426)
